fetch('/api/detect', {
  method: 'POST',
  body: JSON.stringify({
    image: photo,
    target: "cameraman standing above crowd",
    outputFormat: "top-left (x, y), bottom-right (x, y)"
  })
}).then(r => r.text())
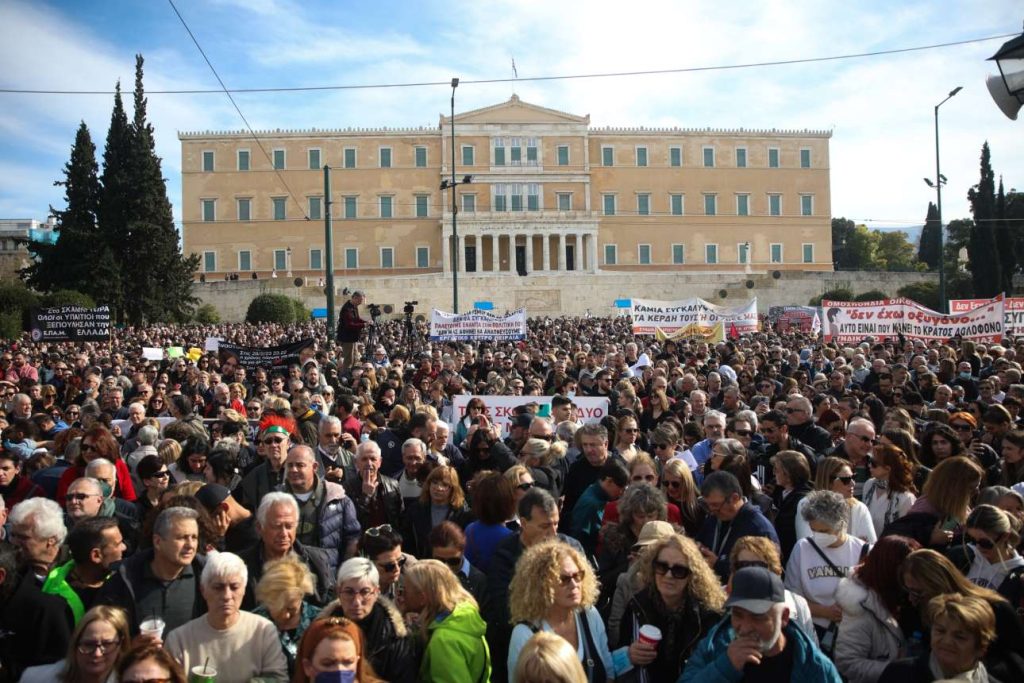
top-left (336, 290), bottom-right (369, 370)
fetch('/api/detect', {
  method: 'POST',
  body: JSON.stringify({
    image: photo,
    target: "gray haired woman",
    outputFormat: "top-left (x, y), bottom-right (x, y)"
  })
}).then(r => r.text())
top-left (784, 490), bottom-right (868, 650)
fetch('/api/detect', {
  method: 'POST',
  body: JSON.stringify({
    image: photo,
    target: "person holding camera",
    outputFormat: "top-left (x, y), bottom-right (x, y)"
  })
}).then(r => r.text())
top-left (336, 290), bottom-right (369, 369)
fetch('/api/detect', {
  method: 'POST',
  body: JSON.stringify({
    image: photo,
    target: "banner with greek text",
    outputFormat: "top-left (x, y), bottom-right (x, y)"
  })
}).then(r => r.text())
top-left (29, 305), bottom-right (111, 341)
top-left (429, 308), bottom-right (527, 342)
top-left (655, 322), bottom-right (725, 343)
top-left (822, 295), bottom-right (1004, 343)
top-left (451, 394), bottom-right (609, 433)
top-left (217, 338), bottom-right (316, 371)
top-left (630, 298), bottom-right (758, 336)
top-left (950, 297), bottom-right (1024, 336)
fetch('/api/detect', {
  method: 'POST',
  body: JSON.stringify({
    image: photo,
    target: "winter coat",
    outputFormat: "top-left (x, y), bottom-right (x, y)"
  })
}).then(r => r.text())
top-left (0, 569), bottom-right (73, 682)
top-left (421, 601), bottom-right (491, 683)
top-left (238, 539), bottom-right (334, 610)
top-left (835, 576), bottom-right (905, 683)
top-left (236, 461), bottom-right (286, 511)
top-left (773, 482), bottom-right (813, 564)
top-left (281, 478), bottom-right (361, 573)
top-left (679, 618), bottom-right (842, 683)
top-left (618, 587), bottom-right (722, 683)
top-left (401, 499), bottom-right (472, 559)
top-left (341, 470), bottom-right (403, 533)
top-left (319, 596), bottom-right (421, 683)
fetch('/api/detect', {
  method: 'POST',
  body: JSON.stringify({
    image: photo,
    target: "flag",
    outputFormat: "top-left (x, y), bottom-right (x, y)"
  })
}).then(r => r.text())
top-left (729, 323), bottom-right (740, 340)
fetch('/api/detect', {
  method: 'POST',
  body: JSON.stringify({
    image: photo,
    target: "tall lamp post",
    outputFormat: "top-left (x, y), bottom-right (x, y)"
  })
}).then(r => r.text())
top-left (440, 77), bottom-right (472, 313)
top-left (924, 86), bottom-right (962, 313)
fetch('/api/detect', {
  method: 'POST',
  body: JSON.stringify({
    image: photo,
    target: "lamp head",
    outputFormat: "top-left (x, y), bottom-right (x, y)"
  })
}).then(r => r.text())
top-left (451, 78), bottom-right (460, 88)
top-left (462, 175), bottom-right (473, 184)
top-left (949, 86), bottom-right (963, 97)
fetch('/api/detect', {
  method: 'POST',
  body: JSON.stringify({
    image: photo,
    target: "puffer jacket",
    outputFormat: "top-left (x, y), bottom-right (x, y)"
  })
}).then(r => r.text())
top-left (421, 601), bottom-right (491, 683)
top-left (314, 479), bottom-right (361, 573)
top-left (835, 577), bottom-right (905, 683)
top-left (319, 596), bottom-right (421, 683)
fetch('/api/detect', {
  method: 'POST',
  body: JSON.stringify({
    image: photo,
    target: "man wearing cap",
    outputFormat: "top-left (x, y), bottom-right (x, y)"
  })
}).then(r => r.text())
top-left (681, 566), bottom-right (840, 682)
top-left (336, 290), bottom-right (369, 369)
top-left (195, 483), bottom-right (257, 553)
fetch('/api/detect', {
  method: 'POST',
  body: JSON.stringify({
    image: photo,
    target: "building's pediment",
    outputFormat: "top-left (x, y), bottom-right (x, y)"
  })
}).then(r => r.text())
top-left (441, 94), bottom-right (590, 126)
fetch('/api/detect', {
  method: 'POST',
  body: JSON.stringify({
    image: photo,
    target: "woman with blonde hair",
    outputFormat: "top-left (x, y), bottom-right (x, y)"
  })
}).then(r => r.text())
top-left (519, 437), bottom-right (567, 496)
top-left (254, 556), bottom-right (321, 677)
top-left (20, 604), bottom-right (131, 682)
top-left (613, 414), bottom-right (643, 462)
top-left (508, 540), bottom-right (633, 681)
top-left (292, 616), bottom-right (382, 683)
top-left (617, 534), bottom-right (725, 681)
top-left (661, 457), bottom-right (703, 536)
top-left (513, 631), bottom-right (587, 683)
top-left (950, 504), bottom-right (1024, 603)
top-left (157, 437), bottom-right (181, 467)
top-left (898, 549), bottom-right (1024, 680)
top-left (882, 455), bottom-right (984, 549)
top-left (504, 464), bottom-right (536, 506)
top-left (402, 559), bottom-right (490, 683)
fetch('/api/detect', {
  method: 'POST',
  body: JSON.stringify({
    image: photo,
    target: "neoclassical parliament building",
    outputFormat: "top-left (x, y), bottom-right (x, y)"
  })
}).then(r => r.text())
top-left (179, 95), bottom-right (833, 286)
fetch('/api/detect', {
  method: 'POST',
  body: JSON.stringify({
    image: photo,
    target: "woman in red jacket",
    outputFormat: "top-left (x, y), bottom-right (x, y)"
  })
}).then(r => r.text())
top-left (56, 425), bottom-right (136, 504)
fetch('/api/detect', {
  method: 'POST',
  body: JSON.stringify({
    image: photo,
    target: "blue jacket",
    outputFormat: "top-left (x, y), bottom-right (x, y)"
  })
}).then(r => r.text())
top-left (569, 481), bottom-right (612, 557)
top-left (679, 618), bottom-right (841, 683)
top-left (695, 502), bottom-right (779, 580)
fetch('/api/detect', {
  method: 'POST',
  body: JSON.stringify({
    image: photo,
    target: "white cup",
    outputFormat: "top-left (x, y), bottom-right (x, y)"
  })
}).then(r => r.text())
top-left (139, 617), bottom-right (165, 640)
top-left (638, 624), bottom-right (662, 648)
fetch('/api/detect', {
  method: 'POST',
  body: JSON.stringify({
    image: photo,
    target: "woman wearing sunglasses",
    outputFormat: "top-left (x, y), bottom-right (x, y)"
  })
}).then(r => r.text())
top-left (616, 533), bottom-right (725, 681)
top-left (20, 604), bottom-right (131, 683)
top-left (863, 444), bottom-right (919, 538)
top-left (795, 456), bottom-right (877, 544)
top-left (947, 504), bottom-right (1024, 603)
top-left (613, 415), bottom-right (643, 463)
top-left (509, 540), bottom-right (632, 682)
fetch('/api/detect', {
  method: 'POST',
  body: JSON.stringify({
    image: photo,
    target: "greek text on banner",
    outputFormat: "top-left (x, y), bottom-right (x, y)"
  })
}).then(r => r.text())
top-left (822, 295), bottom-right (1004, 343)
top-left (630, 298), bottom-right (758, 336)
top-left (430, 308), bottom-right (527, 341)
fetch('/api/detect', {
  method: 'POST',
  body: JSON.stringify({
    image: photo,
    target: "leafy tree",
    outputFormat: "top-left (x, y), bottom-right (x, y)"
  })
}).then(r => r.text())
top-left (995, 177), bottom-right (1016, 294)
top-left (810, 288), bottom-right (853, 306)
top-left (41, 290), bottom-right (96, 309)
top-left (194, 303), bottom-right (221, 324)
top-left (246, 293), bottom-right (298, 324)
top-left (945, 218), bottom-right (974, 265)
top-left (845, 224), bottom-right (877, 270)
top-left (831, 217), bottom-right (857, 269)
top-left (854, 289), bottom-right (888, 301)
top-left (22, 122), bottom-right (106, 300)
top-left (874, 231), bottom-right (921, 272)
top-left (897, 282), bottom-right (940, 310)
top-left (918, 202), bottom-right (941, 270)
top-left (967, 142), bottom-right (1001, 297)
top-left (291, 298), bottom-right (310, 322)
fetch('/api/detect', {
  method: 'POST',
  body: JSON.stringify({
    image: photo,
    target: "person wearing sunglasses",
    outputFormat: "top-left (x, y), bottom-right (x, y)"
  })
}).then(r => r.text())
top-left (785, 490), bottom-right (869, 650)
top-left (19, 604), bottom-right (131, 683)
top-left (509, 540), bottom-right (633, 681)
top-left (796, 456), bottom-right (878, 545)
top-left (358, 524), bottom-right (415, 603)
top-left (862, 444), bottom-right (919, 538)
top-left (612, 415), bottom-right (643, 462)
top-left (237, 414), bottom-right (297, 511)
top-left (428, 520), bottom-right (487, 604)
top-left (947, 504), bottom-right (1024, 602)
top-left (615, 533), bottom-right (725, 681)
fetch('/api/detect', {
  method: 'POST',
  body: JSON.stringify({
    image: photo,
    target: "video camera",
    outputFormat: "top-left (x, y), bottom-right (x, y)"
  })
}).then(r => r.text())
top-left (404, 301), bottom-right (418, 315)
top-left (367, 303), bottom-right (382, 319)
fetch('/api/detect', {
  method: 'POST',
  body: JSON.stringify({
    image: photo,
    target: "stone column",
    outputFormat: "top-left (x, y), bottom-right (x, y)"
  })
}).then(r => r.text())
top-left (525, 232), bottom-right (533, 274)
top-left (467, 234), bottom-right (476, 273)
top-left (589, 232), bottom-right (599, 273)
top-left (557, 232), bottom-right (565, 271)
top-left (575, 233), bottom-right (583, 272)
top-left (457, 234), bottom-right (466, 274)
top-left (442, 227), bottom-right (450, 275)
top-left (491, 235), bottom-right (500, 273)
top-left (542, 232), bottom-right (551, 271)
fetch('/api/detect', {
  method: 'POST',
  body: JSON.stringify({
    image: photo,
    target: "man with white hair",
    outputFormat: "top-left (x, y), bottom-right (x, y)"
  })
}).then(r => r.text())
top-left (785, 395), bottom-right (832, 455)
top-left (344, 440), bottom-right (403, 533)
top-left (165, 551), bottom-right (287, 682)
top-left (8, 497), bottom-right (67, 583)
top-left (681, 566), bottom-right (839, 681)
top-left (690, 410), bottom-right (728, 469)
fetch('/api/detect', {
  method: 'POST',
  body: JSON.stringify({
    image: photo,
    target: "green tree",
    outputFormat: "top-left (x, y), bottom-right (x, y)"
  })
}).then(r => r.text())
top-left (810, 288), bottom-right (853, 306)
top-left (854, 289), bottom-right (888, 301)
top-left (967, 142), bottom-right (1001, 297)
top-left (831, 217), bottom-right (857, 269)
top-left (97, 81), bottom-right (133, 321)
top-left (246, 293), bottom-right (298, 324)
top-left (897, 282), bottom-right (940, 310)
top-left (194, 303), bottom-right (221, 324)
top-left (22, 122), bottom-right (106, 299)
top-left (918, 202), bottom-right (941, 270)
top-left (843, 224), bottom-right (877, 270)
top-left (875, 231), bottom-right (921, 272)
top-left (995, 177), bottom-right (1017, 294)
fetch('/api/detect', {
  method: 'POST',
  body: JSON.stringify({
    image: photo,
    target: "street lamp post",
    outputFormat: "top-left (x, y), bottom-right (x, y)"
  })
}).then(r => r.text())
top-left (927, 86), bottom-right (962, 313)
top-left (441, 78), bottom-right (472, 313)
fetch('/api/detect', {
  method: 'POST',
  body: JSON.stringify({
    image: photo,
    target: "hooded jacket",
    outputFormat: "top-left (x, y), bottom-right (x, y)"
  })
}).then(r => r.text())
top-left (834, 576), bottom-right (905, 683)
top-left (421, 601), bottom-right (491, 683)
top-left (281, 477), bottom-right (360, 573)
top-left (679, 617), bottom-right (842, 683)
top-left (947, 543), bottom-right (1024, 606)
top-left (320, 596), bottom-right (420, 683)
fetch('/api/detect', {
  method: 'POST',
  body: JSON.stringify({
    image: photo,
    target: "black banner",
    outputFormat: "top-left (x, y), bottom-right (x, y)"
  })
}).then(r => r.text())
top-left (217, 338), bottom-right (315, 371)
top-left (29, 305), bottom-right (112, 341)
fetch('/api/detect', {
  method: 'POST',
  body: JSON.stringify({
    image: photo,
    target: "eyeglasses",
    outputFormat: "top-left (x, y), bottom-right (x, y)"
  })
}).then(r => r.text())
top-left (653, 443), bottom-right (671, 450)
top-left (951, 423), bottom-right (973, 432)
top-left (850, 433), bottom-right (877, 444)
top-left (149, 471), bottom-right (170, 479)
top-left (733, 430), bottom-right (752, 437)
top-left (339, 587), bottom-right (376, 601)
top-left (66, 492), bottom-right (100, 502)
top-left (653, 560), bottom-right (692, 579)
top-left (969, 535), bottom-right (997, 550)
top-left (559, 571), bottom-right (584, 586)
top-left (663, 480), bottom-right (683, 489)
top-left (439, 555), bottom-right (464, 570)
top-left (76, 637), bottom-right (121, 654)
top-left (365, 524), bottom-right (394, 537)
top-left (785, 407), bottom-right (805, 414)
top-left (80, 443), bottom-right (97, 452)
top-left (376, 556), bottom-right (407, 573)
top-left (833, 475), bottom-right (855, 484)
top-left (622, 428), bottom-right (640, 434)
top-left (262, 436), bottom-right (287, 445)
top-left (734, 560), bottom-right (770, 571)
top-left (517, 482), bottom-right (535, 491)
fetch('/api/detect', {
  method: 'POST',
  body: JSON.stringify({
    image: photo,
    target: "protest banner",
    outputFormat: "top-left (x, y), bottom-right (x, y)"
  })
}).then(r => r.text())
top-left (630, 298), bottom-right (758, 336)
top-left (429, 308), bottom-right (527, 342)
top-left (767, 306), bottom-right (822, 334)
top-left (142, 347), bottom-right (163, 361)
top-left (950, 297), bottom-right (1024, 336)
top-left (822, 295), bottom-right (1004, 343)
top-left (655, 321), bottom-right (725, 343)
top-left (218, 338), bottom-right (316, 370)
top-left (29, 305), bottom-right (111, 342)
top-left (451, 394), bottom-right (609, 433)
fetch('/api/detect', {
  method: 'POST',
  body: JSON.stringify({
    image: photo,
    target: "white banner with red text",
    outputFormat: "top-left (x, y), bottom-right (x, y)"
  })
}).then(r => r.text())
top-left (822, 294), bottom-right (1004, 343)
top-left (451, 394), bottom-right (609, 434)
top-left (429, 308), bottom-right (527, 342)
top-left (630, 298), bottom-right (758, 336)
top-left (950, 297), bottom-right (1024, 336)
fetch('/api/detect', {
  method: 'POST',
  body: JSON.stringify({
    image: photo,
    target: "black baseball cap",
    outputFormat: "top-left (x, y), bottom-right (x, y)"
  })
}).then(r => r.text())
top-left (725, 566), bottom-right (785, 614)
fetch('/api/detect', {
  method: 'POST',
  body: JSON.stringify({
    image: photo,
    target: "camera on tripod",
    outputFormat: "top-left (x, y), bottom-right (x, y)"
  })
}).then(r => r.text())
top-left (367, 303), bottom-right (382, 319)
top-left (404, 301), bottom-right (418, 315)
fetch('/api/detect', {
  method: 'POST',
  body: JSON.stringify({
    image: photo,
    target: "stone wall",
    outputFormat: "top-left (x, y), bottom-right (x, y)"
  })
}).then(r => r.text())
top-left (197, 269), bottom-right (936, 322)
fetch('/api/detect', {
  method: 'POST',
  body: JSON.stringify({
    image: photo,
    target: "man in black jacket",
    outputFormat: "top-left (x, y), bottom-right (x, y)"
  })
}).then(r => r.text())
top-left (336, 290), bottom-right (369, 369)
top-left (784, 395), bottom-right (831, 455)
top-left (343, 441), bottom-right (403, 531)
top-left (759, 410), bottom-right (819, 483)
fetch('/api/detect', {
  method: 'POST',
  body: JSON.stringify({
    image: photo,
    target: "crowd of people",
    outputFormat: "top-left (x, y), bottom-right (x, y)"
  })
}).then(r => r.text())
top-left (1, 307), bottom-right (1024, 682)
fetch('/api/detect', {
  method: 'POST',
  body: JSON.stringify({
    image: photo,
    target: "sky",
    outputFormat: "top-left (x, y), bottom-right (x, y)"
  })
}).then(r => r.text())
top-left (0, 0), bottom-right (1021, 236)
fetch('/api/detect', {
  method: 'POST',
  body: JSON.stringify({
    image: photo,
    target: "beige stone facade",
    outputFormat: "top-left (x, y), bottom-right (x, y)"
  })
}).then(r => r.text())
top-left (179, 96), bottom-right (832, 284)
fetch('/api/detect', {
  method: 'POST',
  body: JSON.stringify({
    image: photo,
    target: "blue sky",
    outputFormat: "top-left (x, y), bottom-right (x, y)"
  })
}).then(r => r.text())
top-left (1, 0), bottom-right (1021, 236)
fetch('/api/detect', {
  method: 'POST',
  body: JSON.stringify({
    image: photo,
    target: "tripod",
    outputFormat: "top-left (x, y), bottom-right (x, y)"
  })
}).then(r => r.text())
top-left (363, 314), bottom-right (380, 362)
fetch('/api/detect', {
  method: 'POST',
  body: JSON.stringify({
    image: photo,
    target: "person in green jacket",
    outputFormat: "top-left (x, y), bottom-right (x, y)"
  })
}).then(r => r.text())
top-left (403, 559), bottom-right (491, 683)
top-left (42, 517), bottom-right (125, 623)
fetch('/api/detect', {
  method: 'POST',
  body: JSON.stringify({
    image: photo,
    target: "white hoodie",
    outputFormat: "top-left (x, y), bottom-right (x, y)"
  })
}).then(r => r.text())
top-left (966, 545), bottom-right (1024, 591)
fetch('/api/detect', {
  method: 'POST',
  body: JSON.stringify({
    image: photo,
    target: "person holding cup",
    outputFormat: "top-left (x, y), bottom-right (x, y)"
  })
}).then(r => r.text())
top-left (616, 533), bottom-right (725, 681)
top-left (508, 540), bottom-right (633, 682)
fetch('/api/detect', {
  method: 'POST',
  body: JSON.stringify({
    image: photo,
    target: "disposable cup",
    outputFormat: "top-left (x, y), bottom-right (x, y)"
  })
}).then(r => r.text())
top-left (139, 617), bottom-right (165, 640)
top-left (638, 624), bottom-right (662, 648)
top-left (189, 665), bottom-right (217, 683)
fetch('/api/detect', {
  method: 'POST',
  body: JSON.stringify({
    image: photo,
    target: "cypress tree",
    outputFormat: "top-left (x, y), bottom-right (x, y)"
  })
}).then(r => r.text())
top-left (917, 201), bottom-right (941, 270)
top-left (22, 122), bottom-right (103, 298)
top-left (995, 177), bottom-right (1017, 295)
top-left (967, 142), bottom-right (1001, 297)
top-left (97, 81), bottom-right (133, 322)
top-left (125, 54), bottom-right (198, 324)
